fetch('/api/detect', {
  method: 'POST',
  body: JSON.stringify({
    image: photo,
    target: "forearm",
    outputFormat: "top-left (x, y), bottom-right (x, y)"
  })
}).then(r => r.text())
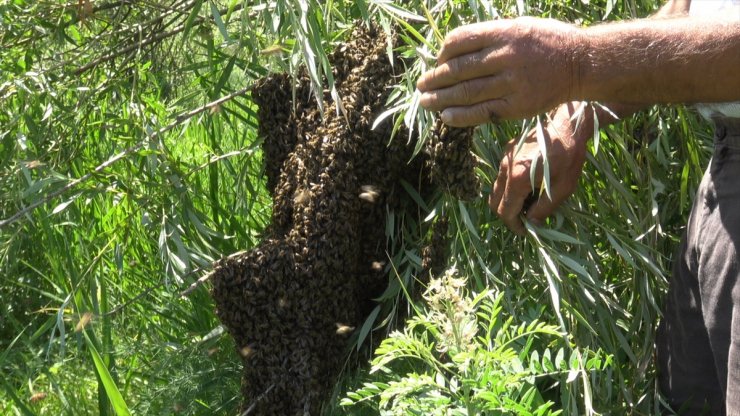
top-left (575, 18), bottom-right (740, 105)
top-left (563, 0), bottom-right (686, 131)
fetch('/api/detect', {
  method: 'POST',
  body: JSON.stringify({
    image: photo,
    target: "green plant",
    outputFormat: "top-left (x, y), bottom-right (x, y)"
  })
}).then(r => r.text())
top-left (0, 0), bottom-right (713, 414)
top-left (343, 268), bottom-right (612, 415)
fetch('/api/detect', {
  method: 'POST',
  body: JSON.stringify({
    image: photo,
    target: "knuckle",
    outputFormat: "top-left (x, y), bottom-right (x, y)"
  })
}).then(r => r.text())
top-left (446, 27), bottom-right (466, 44)
top-left (446, 58), bottom-right (461, 80)
top-left (459, 81), bottom-right (472, 103)
top-left (481, 100), bottom-right (500, 120)
top-left (504, 69), bottom-right (521, 87)
top-left (510, 162), bottom-right (530, 181)
top-left (513, 17), bottom-right (536, 40)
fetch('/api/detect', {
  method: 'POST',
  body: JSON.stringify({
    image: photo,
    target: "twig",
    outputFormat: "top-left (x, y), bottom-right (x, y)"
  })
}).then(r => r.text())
top-left (240, 383), bottom-right (276, 416)
top-left (0, 83), bottom-right (254, 229)
top-left (0, 143), bottom-right (144, 229)
top-left (179, 250), bottom-right (250, 298)
top-left (71, 1), bottom-right (250, 76)
top-left (102, 262), bottom-right (211, 316)
top-left (178, 272), bottom-right (213, 298)
top-left (72, 23), bottom-right (188, 75)
top-left (102, 279), bottom-right (164, 316)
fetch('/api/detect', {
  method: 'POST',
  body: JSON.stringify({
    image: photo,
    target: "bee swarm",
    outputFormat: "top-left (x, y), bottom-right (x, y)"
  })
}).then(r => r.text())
top-left (211, 24), bottom-right (479, 415)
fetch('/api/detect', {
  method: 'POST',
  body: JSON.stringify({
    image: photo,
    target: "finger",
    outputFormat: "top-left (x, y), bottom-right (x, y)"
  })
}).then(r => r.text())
top-left (496, 167), bottom-right (531, 235)
top-left (522, 191), bottom-right (539, 213)
top-left (525, 179), bottom-right (577, 225)
top-left (437, 21), bottom-right (510, 64)
top-left (420, 75), bottom-right (508, 112)
top-left (489, 158), bottom-right (508, 213)
top-left (440, 99), bottom-right (514, 127)
top-left (417, 49), bottom-right (503, 92)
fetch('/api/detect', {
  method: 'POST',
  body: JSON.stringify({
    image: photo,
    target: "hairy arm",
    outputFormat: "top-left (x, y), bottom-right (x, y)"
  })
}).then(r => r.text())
top-left (577, 18), bottom-right (740, 106)
top-left (561, 0), bottom-right (692, 135)
top-left (417, 0), bottom-right (739, 125)
top-left (428, 0), bottom-right (705, 233)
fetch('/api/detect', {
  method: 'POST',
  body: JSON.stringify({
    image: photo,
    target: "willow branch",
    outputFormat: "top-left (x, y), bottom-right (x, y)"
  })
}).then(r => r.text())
top-left (71, 1), bottom-right (249, 76)
top-left (0, 82), bottom-right (254, 229)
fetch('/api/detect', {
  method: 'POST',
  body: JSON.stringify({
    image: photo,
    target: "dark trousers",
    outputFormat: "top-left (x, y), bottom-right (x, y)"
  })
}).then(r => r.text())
top-left (657, 118), bottom-right (740, 415)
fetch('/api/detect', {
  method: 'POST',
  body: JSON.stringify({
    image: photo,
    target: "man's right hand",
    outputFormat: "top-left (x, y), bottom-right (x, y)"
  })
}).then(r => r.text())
top-left (491, 102), bottom-right (591, 235)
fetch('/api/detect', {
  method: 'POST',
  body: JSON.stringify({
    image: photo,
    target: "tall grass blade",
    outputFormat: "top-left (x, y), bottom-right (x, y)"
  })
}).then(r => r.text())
top-left (83, 331), bottom-right (131, 416)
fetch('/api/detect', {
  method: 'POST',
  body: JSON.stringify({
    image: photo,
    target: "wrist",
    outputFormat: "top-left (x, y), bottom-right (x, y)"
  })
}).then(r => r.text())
top-left (551, 102), bottom-right (593, 146)
top-left (567, 27), bottom-right (589, 103)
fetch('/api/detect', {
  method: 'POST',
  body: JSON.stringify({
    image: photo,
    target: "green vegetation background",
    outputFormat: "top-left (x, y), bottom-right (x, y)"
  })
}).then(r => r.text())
top-left (0, 0), bottom-right (712, 414)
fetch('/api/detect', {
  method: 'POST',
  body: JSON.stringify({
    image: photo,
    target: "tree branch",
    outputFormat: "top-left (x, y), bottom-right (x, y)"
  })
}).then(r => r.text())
top-left (0, 82), bottom-right (255, 229)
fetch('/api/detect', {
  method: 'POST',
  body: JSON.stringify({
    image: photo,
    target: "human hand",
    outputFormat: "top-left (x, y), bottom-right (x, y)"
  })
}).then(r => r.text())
top-left (490, 103), bottom-right (589, 234)
top-left (417, 17), bottom-right (583, 126)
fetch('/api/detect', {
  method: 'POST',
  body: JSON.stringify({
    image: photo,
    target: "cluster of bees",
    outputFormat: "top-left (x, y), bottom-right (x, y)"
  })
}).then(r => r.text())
top-left (211, 24), bottom-right (479, 415)
top-left (425, 122), bottom-right (480, 201)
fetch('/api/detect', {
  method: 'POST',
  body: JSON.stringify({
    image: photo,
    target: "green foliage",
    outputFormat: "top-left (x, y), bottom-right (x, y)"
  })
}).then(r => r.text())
top-left (0, 0), bottom-right (714, 415)
top-left (342, 269), bottom-right (610, 415)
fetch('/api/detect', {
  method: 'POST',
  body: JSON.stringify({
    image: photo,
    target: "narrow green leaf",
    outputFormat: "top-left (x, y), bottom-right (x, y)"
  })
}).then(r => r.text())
top-left (210, 1), bottom-right (231, 42)
top-left (535, 116), bottom-right (551, 200)
top-left (356, 305), bottom-right (381, 351)
top-left (212, 55), bottom-right (236, 99)
top-left (182, 0), bottom-right (204, 40)
top-left (83, 332), bottom-right (131, 416)
top-left (1, 378), bottom-right (35, 416)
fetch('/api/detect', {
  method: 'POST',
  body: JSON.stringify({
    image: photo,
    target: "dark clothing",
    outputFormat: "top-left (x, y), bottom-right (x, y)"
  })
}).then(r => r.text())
top-left (657, 117), bottom-right (740, 415)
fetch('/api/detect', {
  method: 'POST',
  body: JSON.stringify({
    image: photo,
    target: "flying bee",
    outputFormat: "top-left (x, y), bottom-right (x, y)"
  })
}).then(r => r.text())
top-left (259, 43), bottom-right (286, 57)
top-left (335, 323), bottom-right (355, 336)
top-left (358, 185), bottom-right (380, 203)
top-left (370, 261), bottom-right (386, 272)
top-left (29, 392), bottom-right (47, 403)
top-left (75, 311), bottom-right (93, 333)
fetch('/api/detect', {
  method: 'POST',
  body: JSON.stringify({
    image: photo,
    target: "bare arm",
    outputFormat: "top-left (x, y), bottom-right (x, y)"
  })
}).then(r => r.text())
top-left (577, 18), bottom-right (740, 106)
top-left (432, 0), bottom-right (703, 233)
top-left (417, 1), bottom-right (739, 126)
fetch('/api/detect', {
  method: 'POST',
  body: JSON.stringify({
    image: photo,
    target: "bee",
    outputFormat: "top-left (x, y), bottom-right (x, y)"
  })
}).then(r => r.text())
top-left (259, 44), bottom-right (286, 56)
top-left (335, 323), bottom-right (355, 336)
top-left (77, 0), bottom-right (93, 22)
top-left (75, 312), bottom-right (93, 333)
top-left (370, 261), bottom-right (386, 272)
top-left (240, 344), bottom-right (256, 359)
top-left (24, 160), bottom-right (44, 169)
top-left (293, 189), bottom-right (311, 206)
top-left (358, 185), bottom-right (380, 203)
top-left (29, 392), bottom-right (47, 403)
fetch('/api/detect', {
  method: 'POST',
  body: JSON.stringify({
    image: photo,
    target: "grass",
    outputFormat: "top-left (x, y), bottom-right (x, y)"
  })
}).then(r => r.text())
top-left (0, 0), bottom-right (715, 414)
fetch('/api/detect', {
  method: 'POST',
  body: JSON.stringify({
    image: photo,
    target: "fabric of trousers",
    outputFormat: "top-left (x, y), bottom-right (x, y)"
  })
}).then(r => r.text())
top-left (657, 117), bottom-right (740, 415)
